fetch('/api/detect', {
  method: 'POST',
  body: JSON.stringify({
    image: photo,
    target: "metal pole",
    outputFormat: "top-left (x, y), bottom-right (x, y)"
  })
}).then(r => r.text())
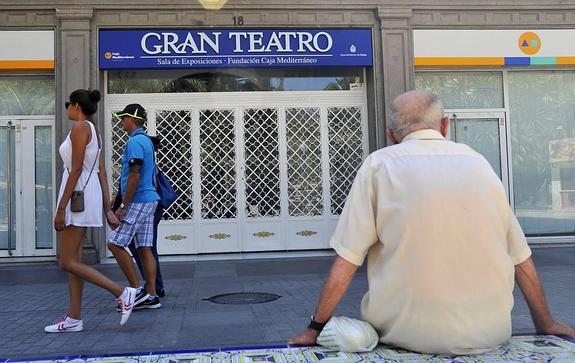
top-left (6, 121), bottom-right (13, 256)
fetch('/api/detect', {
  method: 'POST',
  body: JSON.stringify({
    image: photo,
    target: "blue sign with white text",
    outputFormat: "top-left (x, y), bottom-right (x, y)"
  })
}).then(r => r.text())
top-left (99, 28), bottom-right (373, 69)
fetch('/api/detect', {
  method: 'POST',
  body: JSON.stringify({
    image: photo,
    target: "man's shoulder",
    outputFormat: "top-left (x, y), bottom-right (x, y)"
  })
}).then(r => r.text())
top-left (362, 141), bottom-right (484, 171)
top-left (358, 148), bottom-right (395, 176)
top-left (128, 133), bottom-right (153, 149)
top-left (376, 139), bottom-right (482, 158)
top-left (367, 143), bottom-right (411, 163)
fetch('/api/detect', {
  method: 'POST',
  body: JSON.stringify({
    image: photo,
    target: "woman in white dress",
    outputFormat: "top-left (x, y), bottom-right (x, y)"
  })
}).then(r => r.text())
top-left (45, 89), bottom-right (137, 333)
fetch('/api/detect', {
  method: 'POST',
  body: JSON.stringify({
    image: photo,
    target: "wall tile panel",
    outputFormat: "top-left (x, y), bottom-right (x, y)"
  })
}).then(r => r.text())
top-left (294, 13), bottom-right (317, 24)
top-left (317, 12), bottom-right (345, 24)
top-left (437, 12), bottom-right (463, 24)
top-left (350, 13), bottom-right (374, 24)
top-left (543, 12), bottom-right (567, 23)
top-left (99, 13), bottom-right (121, 24)
top-left (264, 12), bottom-right (290, 24)
top-left (181, 12), bottom-right (209, 25)
top-left (488, 12), bottom-right (514, 25)
top-left (7, 13), bottom-right (27, 24)
top-left (467, 13), bottom-right (487, 24)
top-left (127, 13), bottom-right (151, 23)
top-left (518, 13), bottom-right (540, 23)
top-left (157, 13), bottom-right (179, 24)
top-left (412, 12), bottom-right (434, 24)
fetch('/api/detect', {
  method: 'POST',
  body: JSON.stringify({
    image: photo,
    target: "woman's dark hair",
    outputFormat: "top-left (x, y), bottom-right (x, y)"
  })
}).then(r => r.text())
top-left (69, 88), bottom-right (101, 116)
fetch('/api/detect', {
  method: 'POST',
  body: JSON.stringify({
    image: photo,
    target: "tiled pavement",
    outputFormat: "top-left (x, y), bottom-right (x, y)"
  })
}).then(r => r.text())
top-left (0, 247), bottom-right (573, 360)
top-left (2, 335), bottom-right (575, 362)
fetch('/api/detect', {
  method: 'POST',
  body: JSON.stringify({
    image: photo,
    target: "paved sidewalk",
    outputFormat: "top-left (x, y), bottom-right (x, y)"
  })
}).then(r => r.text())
top-left (0, 247), bottom-right (573, 360)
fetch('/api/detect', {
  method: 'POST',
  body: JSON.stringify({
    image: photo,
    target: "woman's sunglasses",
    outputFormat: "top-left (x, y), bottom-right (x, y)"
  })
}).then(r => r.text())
top-left (65, 101), bottom-right (73, 109)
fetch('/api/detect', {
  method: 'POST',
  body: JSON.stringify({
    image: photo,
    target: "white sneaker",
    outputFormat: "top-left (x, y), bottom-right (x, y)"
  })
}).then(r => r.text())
top-left (117, 287), bottom-right (137, 325)
top-left (44, 316), bottom-right (84, 333)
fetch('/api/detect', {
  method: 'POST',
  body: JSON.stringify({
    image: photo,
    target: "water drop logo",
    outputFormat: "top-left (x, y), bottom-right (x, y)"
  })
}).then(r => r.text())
top-left (518, 32), bottom-right (541, 55)
top-left (350, 45), bottom-right (357, 53)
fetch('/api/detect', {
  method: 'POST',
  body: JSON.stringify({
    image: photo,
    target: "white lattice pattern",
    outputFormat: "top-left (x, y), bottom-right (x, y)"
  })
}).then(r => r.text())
top-left (110, 112), bottom-right (130, 196)
top-left (243, 108), bottom-right (281, 218)
top-left (286, 108), bottom-right (323, 217)
top-left (155, 110), bottom-right (193, 220)
top-left (328, 107), bottom-right (364, 215)
top-left (200, 109), bottom-right (237, 219)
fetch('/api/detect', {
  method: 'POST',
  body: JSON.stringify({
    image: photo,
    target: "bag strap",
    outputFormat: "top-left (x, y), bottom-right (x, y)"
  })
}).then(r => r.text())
top-left (68, 121), bottom-right (101, 192)
top-left (139, 133), bottom-right (159, 188)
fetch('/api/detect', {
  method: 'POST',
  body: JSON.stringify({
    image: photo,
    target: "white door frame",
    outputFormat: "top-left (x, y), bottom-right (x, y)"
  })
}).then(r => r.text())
top-left (106, 90), bottom-right (369, 255)
top-left (0, 116), bottom-right (56, 258)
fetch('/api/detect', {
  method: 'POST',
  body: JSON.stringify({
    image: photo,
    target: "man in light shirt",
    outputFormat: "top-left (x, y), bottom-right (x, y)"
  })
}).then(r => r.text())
top-left (289, 90), bottom-right (575, 354)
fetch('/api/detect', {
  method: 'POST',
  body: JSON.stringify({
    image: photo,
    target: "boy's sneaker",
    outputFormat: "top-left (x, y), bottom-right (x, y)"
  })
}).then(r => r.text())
top-left (116, 287), bottom-right (137, 325)
top-left (134, 295), bottom-right (162, 310)
top-left (134, 286), bottom-right (150, 305)
top-left (44, 316), bottom-right (83, 333)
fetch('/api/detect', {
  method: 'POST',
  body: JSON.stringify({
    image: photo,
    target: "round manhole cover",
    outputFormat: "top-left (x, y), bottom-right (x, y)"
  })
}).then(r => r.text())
top-left (205, 292), bottom-right (281, 305)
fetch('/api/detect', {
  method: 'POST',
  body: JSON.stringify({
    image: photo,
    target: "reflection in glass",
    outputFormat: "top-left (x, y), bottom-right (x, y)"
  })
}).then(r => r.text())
top-left (156, 110), bottom-right (193, 221)
top-left (286, 108), bottom-right (323, 217)
top-left (328, 107), bottom-right (364, 215)
top-left (415, 72), bottom-right (503, 109)
top-left (244, 109), bottom-right (280, 218)
top-left (0, 75), bottom-right (55, 115)
top-left (451, 118), bottom-right (502, 178)
top-left (108, 67), bottom-right (363, 93)
top-left (200, 109), bottom-right (237, 219)
top-left (508, 71), bottom-right (575, 235)
top-left (0, 126), bottom-right (16, 250)
top-left (35, 126), bottom-right (53, 249)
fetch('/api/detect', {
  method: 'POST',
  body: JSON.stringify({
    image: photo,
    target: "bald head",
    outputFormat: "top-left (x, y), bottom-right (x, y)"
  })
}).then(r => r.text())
top-left (389, 90), bottom-right (445, 142)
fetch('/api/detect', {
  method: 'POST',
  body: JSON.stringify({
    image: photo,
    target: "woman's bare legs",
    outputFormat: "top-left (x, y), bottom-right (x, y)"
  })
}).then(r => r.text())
top-left (59, 225), bottom-right (124, 320)
top-left (66, 237), bottom-right (84, 319)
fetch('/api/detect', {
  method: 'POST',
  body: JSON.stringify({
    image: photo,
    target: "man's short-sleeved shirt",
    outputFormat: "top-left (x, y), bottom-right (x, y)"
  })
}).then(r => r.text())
top-left (121, 128), bottom-right (160, 203)
top-left (330, 129), bottom-right (531, 355)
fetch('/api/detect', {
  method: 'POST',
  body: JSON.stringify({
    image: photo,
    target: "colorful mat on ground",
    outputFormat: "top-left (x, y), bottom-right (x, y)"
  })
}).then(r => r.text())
top-left (4, 335), bottom-right (575, 362)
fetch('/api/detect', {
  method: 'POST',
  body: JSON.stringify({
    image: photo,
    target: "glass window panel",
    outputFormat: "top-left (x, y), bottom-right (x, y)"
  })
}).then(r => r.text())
top-left (508, 71), bottom-right (575, 236)
top-left (286, 108), bottom-right (323, 217)
top-left (415, 72), bottom-right (503, 109)
top-left (328, 107), bottom-right (364, 215)
top-left (108, 67), bottom-right (363, 93)
top-left (451, 118), bottom-right (502, 179)
top-left (155, 110), bottom-right (193, 221)
top-left (35, 126), bottom-right (53, 249)
top-left (244, 108), bottom-right (280, 218)
top-left (0, 75), bottom-right (55, 115)
top-left (200, 109), bottom-right (237, 219)
top-left (0, 125), bottom-right (16, 250)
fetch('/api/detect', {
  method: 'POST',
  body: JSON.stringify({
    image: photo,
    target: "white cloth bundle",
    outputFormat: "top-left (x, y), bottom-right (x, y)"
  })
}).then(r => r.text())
top-left (317, 316), bottom-right (379, 352)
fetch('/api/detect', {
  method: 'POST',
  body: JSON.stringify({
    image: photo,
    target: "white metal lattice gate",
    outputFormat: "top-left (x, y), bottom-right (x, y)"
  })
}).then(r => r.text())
top-left (106, 91), bottom-right (368, 254)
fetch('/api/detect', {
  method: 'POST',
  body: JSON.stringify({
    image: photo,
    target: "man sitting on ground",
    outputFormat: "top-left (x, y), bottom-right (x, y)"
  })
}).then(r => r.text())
top-left (289, 90), bottom-right (575, 355)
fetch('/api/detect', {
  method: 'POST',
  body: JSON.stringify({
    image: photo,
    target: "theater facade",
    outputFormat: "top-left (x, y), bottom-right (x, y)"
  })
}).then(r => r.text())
top-left (1, 0), bottom-right (574, 262)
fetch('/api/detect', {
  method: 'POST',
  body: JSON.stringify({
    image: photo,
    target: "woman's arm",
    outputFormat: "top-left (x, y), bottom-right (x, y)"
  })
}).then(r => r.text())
top-left (54, 121), bottom-right (90, 231)
top-left (96, 140), bottom-right (120, 228)
top-left (97, 152), bottom-right (112, 212)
